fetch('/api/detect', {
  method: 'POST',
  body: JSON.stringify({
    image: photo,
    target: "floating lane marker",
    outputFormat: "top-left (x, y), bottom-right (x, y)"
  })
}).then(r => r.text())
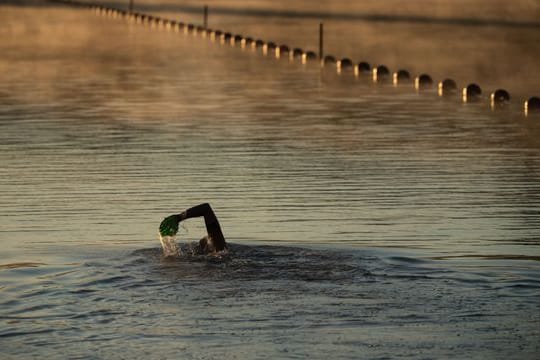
top-left (525, 97), bottom-right (540, 117)
top-left (276, 45), bottom-right (290, 59)
top-left (355, 62), bottom-right (371, 77)
top-left (336, 58), bottom-right (353, 74)
top-left (322, 55), bottom-right (337, 68)
top-left (372, 65), bottom-right (390, 83)
top-left (463, 83), bottom-right (482, 103)
top-left (50, 0), bottom-right (539, 118)
top-left (438, 79), bottom-right (457, 96)
top-left (415, 74), bottom-right (433, 91)
top-left (393, 70), bottom-right (411, 86)
top-left (490, 89), bottom-right (510, 110)
top-left (290, 48), bottom-right (303, 62)
top-left (301, 51), bottom-right (317, 65)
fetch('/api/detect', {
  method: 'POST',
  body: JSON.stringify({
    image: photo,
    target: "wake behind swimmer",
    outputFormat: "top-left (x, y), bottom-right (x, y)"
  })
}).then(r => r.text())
top-left (159, 203), bottom-right (228, 257)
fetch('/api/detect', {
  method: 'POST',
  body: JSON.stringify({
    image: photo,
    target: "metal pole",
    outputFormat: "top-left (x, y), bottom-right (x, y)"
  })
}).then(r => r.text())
top-left (319, 23), bottom-right (324, 60)
top-left (204, 5), bottom-right (208, 29)
top-left (129, 0), bottom-right (134, 13)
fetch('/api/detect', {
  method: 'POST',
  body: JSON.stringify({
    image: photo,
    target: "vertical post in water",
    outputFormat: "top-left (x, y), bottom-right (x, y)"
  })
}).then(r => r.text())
top-left (319, 23), bottom-right (324, 60)
top-left (129, 0), bottom-right (134, 13)
top-left (203, 5), bottom-right (208, 29)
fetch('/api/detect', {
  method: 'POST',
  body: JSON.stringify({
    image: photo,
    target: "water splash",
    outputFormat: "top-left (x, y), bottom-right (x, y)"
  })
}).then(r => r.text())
top-left (158, 234), bottom-right (180, 257)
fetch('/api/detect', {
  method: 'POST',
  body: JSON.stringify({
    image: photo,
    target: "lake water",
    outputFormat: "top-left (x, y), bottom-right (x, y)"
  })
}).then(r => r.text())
top-left (1, 2), bottom-right (539, 359)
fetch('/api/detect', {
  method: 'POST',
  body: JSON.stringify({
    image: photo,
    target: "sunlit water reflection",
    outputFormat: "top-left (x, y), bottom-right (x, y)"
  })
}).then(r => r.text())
top-left (0, 3), bottom-right (539, 359)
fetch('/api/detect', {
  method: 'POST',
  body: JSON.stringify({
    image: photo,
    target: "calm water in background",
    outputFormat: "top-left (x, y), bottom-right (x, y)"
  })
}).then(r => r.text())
top-left (1, 2), bottom-right (540, 359)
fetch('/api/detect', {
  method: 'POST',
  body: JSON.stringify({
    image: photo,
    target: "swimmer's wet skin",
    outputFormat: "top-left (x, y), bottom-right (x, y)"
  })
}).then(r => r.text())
top-left (158, 203), bottom-right (227, 257)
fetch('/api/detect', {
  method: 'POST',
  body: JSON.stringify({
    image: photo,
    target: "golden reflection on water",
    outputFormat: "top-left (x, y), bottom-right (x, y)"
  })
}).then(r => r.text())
top-left (0, 2), bottom-right (539, 262)
top-left (1, 7), bottom-right (539, 358)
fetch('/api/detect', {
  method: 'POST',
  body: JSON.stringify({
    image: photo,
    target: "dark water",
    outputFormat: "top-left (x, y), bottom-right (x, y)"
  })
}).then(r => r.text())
top-left (1, 2), bottom-right (539, 359)
top-left (2, 245), bottom-right (539, 359)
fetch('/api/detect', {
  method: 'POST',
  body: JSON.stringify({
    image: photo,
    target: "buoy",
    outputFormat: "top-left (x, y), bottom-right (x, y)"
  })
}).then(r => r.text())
top-left (252, 39), bottom-right (263, 50)
top-left (291, 48), bottom-right (303, 61)
top-left (337, 58), bottom-right (353, 73)
top-left (490, 89), bottom-right (510, 109)
top-left (415, 74), bottom-right (433, 91)
top-left (165, 20), bottom-right (173, 30)
top-left (524, 96), bottom-right (540, 116)
top-left (211, 30), bottom-right (221, 41)
top-left (355, 62), bottom-right (371, 76)
top-left (229, 34), bottom-right (240, 45)
top-left (322, 55), bottom-right (336, 67)
top-left (200, 27), bottom-right (210, 38)
top-left (393, 70), bottom-right (411, 85)
top-left (152, 17), bottom-right (162, 30)
top-left (195, 26), bottom-right (205, 35)
top-left (276, 45), bottom-right (289, 59)
top-left (438, 79), bottom-right (457, 96)
top-left (263, 42), bottom-right (276, 55)
top-left (463, 83), bottom-right (482, 102)
top-left (242, 37), bottom-right (254, 48)
top-left (301, 51), bottom-right (317, 64)
top-left (372, 65), bottom-right (390, 83)
top-left (140, 14), bottom-right (148, 24)
top-left (221, 32), bottom-right (232, 44)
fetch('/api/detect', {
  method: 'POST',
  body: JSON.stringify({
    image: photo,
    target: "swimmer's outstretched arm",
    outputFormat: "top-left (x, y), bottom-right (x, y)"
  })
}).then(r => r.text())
top-left (178, 203), bottom-right (227, 251)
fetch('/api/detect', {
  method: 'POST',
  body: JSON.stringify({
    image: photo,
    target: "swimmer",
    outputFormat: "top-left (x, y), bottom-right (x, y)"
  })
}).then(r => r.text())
top-left (159, 203), bottom-right (227, 256)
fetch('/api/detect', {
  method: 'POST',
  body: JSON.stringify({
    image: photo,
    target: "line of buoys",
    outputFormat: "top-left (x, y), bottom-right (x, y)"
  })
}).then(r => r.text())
top-left (50, 0), bottom-right (539, 118)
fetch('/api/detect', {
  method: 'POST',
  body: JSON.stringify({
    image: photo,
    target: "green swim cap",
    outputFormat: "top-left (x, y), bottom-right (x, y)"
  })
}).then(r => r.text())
top-left (159, 214), bottom-right (181, 237)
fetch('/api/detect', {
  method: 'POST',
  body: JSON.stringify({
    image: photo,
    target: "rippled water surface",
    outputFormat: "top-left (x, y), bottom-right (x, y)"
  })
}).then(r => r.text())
top-left (1, 2), bottom-right (539, 359)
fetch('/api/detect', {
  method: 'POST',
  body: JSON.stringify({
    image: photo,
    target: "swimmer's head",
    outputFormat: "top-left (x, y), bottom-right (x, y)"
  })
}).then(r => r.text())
top-left (159, 214), bottom-right (181, 237)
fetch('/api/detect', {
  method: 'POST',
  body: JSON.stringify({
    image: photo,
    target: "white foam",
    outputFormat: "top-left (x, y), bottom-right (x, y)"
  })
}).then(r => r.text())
top-left (159, 234), bottom-right (181, 257)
